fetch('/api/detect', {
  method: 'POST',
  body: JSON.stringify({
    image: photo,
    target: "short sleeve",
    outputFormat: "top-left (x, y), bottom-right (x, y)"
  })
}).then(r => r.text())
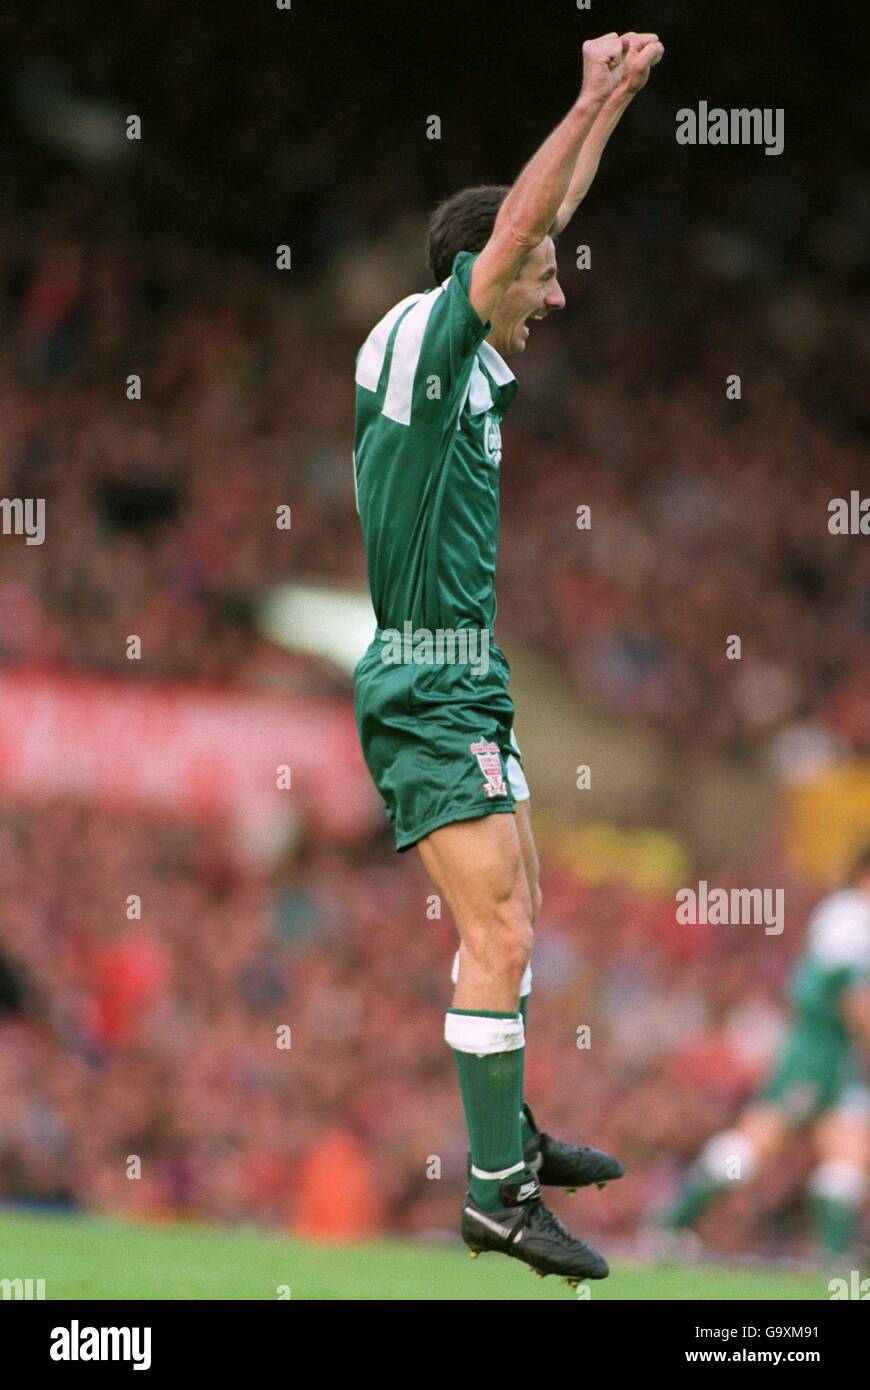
top-left (375, 252), bottom-right (488, 427)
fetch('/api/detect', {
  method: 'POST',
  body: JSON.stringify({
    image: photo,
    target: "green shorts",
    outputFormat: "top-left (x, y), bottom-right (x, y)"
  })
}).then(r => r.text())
top-left (354, 631), bottom-right (529, 851)
top-left (762, 1021), bottom-right (870, 1122)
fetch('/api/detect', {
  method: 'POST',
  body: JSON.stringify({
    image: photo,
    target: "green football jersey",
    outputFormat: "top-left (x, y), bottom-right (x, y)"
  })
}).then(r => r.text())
top-left (789, 890), bottom-right (870, 1032)
top-left (353, 251), bottom-right (517, 636)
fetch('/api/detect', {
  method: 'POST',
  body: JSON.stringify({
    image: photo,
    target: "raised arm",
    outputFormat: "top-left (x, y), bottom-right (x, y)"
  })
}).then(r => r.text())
top-left (551, 32), bottom-right (665, 236)
top-left (469, 33), bottom-right (628, 325)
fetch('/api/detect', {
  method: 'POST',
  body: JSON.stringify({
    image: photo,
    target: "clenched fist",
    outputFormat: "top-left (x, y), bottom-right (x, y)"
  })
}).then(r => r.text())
top-left (616, 31), bottom-right (665, 95)
top-left (580, 33), bottom-right (626, 106)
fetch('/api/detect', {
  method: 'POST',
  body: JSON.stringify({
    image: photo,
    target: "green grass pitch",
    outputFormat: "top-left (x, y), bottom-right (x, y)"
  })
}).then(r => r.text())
top-left (0, 1210), bottom-right (830, 1300)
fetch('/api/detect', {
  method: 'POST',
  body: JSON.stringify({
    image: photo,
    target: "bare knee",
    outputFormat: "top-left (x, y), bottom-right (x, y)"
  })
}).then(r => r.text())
top-left (739, 1105), bottom-right (788, 1166)
top-left (816, 1111), bottom-right (870, 1167)
top-left (461, 887), bottom-right (534, 998)
top-left (421, 814), bottom-right (536, 1011)
top-left (493, 898), bottom-right (534, 991)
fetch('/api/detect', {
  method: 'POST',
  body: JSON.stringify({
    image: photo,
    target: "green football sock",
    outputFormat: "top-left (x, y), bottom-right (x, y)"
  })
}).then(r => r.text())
top-left (446, 1008), bottom-right (525, 1211)
top-left (809, 1162), bottom-right (866, 1258)
top-left (665, 1172), bottom-right (725, 1229)
top-left (666, 1129), bottom-right (758, 1229)
top-left (810, 1195), bottom-right (860, 1258)
top-left (518, 992), bottom-right (535, 1151)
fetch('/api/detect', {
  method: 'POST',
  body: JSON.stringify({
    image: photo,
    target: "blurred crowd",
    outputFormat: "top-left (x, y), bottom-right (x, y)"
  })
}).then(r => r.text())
top-left (0, 196), bottom-right (866, 753)
top-left (0, 799), bottom-right (835, 1255)
top-left (0, 2), bottom-right (866, 754)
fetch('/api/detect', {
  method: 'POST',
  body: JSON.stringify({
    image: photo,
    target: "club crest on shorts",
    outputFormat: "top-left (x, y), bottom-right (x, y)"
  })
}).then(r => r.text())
top-left (470, 737), bottom-right (508, 798)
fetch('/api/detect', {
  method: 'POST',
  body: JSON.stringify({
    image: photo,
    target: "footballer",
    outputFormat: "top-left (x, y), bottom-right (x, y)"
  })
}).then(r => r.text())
top-left (353, 32), bottom-right (665, 1282)
top-left (664, 849), bottom-right (870, 1260)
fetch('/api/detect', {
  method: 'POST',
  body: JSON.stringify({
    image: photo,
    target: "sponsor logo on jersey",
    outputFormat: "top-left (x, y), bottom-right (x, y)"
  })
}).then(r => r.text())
top-left (483, 414), bottom-right (502, 465)
top-left (470, 738), bottom-right (508, 798)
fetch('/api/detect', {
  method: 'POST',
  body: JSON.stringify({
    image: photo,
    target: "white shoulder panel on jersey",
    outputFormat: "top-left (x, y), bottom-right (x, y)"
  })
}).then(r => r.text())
top-left (808, 890), bottom-right (870, 969)
top-left (467, 359), bottom-right (494, 415)
top-left (382, 287), bottom-right (445, 425)
top-left (355, 292), bottom-right (424, 393)
top-left (478, 339), bottom-right (516, 387)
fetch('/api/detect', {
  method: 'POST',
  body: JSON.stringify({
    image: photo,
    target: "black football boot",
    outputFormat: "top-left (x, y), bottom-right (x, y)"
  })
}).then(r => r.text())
top-left (523, 1103), bottom-right (625, 1193)
top-left (461, 1168), bottom-right (609, 1285)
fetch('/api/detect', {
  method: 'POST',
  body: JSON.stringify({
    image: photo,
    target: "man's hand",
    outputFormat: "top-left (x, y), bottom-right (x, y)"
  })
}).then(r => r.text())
top-left (580, 33), bottom-right (627, 108)
top-left (614, 31), bottom-right (664, 98)
top-left (551, 30), bottom-right (664, 236)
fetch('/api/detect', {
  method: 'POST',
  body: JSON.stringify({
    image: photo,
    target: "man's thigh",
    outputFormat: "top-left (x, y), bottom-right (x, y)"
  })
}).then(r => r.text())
top-left (417, 811), bottom-right (529, 928)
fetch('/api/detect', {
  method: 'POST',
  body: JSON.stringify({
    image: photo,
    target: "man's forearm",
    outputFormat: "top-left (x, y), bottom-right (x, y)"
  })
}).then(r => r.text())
top-left (469, 33), bottom-right (627, 322)
top-left (552, 31), bottom-right (665, 235)
top-left (552, 91), bottom-right (632, 235)
top-left (496, 95), bottom-right (607, 249)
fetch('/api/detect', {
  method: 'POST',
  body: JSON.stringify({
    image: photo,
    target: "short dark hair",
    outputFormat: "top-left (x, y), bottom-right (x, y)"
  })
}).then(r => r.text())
top-left (426, 184), bottom-right (510, 285)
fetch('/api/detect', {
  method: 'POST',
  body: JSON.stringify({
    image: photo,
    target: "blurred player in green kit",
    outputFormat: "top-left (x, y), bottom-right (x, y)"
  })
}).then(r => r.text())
top-left (665, 850), bottom-right (870, 1260)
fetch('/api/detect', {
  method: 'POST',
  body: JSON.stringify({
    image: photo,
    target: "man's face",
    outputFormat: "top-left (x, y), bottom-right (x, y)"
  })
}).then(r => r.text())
top-left (486, 237), bottom-right (566, 356)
